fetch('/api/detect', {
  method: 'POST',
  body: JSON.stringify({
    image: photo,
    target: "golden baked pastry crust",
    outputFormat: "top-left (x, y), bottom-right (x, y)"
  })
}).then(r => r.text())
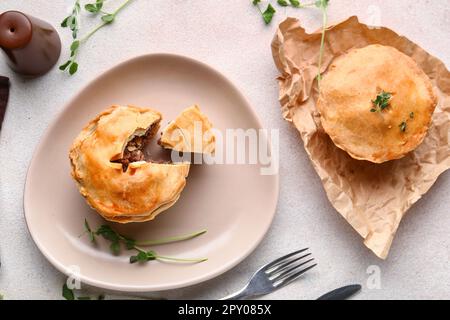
top-left (160, 105), bottom-right (215, 154)
top-left (317, 44), bottom-right (437, 163)
top-left (69, 105), bottom-right (190, 223)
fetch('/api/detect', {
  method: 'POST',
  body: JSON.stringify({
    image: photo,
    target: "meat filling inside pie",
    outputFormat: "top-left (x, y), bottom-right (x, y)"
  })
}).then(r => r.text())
top-left (112, 123), bottom-right (158, 172)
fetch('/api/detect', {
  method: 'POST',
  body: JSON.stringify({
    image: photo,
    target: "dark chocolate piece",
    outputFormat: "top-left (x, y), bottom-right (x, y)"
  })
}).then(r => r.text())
top-left (0, 11), bottom-right (61, 76)
top-left (0, 76), bottom-right (9, 130)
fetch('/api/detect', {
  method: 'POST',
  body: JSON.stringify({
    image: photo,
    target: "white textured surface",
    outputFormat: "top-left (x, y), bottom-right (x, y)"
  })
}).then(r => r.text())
top-left (0, 0), bottom-right (449, 300)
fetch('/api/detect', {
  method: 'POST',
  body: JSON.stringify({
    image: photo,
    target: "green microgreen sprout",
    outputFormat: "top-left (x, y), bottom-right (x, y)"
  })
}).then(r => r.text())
top-left (85, 0), bottom-right (107, 14)
top-left (251, 1), bottom-right (330, 87)
top-left (84, 220), bottom-right (207, 264)
top-left (61, 0), bottom-right (81, 39)
top-left (315, 0), bottom-right (330, 86)
top-left (253, 1), bottom-right (277, 25)
top-left (60, 0), bottom-right (133, 75)
top-left (62, 283), bottom-right (104, 300)
top-left (62, 283), bottom-right (75, 300)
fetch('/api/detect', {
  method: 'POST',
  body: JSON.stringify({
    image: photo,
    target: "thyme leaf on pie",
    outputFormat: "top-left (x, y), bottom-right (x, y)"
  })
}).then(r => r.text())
top-left (371, 91), bottom-right (393, 112)
top-left (399, 121), bottom-right (407, 132)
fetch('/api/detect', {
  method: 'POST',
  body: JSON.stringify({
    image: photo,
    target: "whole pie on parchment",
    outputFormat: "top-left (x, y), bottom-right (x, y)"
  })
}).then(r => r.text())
top-left (317, 44), bottom-right (437, 163)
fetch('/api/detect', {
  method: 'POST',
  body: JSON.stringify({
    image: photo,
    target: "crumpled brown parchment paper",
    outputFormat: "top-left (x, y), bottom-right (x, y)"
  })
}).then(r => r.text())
top-left (271, 16), bottom-right (450, 259)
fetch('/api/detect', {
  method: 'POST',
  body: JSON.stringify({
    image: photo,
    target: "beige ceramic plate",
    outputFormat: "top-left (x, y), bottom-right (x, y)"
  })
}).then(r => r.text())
top-left (24, 54), bottom-right (279, 292)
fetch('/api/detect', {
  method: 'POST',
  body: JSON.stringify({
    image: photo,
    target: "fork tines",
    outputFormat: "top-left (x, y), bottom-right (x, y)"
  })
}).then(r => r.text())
top-left (264, 248), bottom-right (317, 288)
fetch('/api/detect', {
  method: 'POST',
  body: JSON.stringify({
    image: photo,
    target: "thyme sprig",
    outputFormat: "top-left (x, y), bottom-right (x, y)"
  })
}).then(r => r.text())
top-left (252, 1), bottom-right (277, 25)
top-left (61, 0), bottom-right (81, 39)
top-left (251, 1), bottom-right (330, 85)
top-left (315, 0), bottom-right (329, 85)
top-left (84, 220), bottom-right (207, 264)
top-left (277, 0), bottom-right (314, 8)
top-left (63, 283), bottom-right (105, 300)
top-left (60, 0), bottom-right (133, 75)
top-left (85, 0), bottom-right (106, 14)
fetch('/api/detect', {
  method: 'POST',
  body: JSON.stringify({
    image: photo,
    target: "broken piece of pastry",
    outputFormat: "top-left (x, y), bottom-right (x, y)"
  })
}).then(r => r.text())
top-left (159, 105), bottom-right (215, 155)
top-left (69, 105), bottom-right (190, 223)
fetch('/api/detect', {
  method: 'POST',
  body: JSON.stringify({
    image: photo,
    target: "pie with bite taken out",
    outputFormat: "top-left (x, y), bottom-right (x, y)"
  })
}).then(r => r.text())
top-left (69, 105), bottom-right (190, 223)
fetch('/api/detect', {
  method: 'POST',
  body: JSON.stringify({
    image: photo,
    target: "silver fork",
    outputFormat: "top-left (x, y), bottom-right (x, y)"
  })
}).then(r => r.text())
top-left (220, 248), bottom-right (317, 300)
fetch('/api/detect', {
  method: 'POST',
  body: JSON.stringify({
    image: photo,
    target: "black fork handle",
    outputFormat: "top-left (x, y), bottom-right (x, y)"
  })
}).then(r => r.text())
top-left (316, 284), bottom-right (362, 300)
